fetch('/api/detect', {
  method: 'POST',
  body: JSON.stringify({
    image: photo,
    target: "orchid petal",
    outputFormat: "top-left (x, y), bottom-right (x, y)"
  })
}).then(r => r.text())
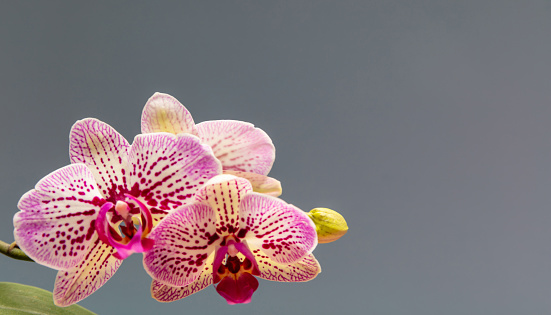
top-left (127, 132), bottom-right (222, 223)
top-left (196, 120), bottom-right (275, 175)
top-left (254, 251), bottom-right (321, 282)
top-left (150, 254), bottom-right (215, 302)
top-left (53, 239), bottom-right (122, 306)
top-left (143, 203), bottom-right (217, 287)
top-left (69, 118), bottom-right (130, 197)
top-left (223, 170), bottom-right (282, 197)
top-left (239, 193), bottom-right (317, 264)
top-left (194, 174), bottom-right (253, 236)
top-left (141, 92), bottom-right (198, 136)
top-left (14, 164), bottom-right (102, 270)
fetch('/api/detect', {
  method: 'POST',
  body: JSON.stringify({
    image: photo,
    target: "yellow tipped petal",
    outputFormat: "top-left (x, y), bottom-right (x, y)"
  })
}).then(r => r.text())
top-left (307, 208), bottom-right (348, 244)
top-left (223, 170), bottom-right (282, 197)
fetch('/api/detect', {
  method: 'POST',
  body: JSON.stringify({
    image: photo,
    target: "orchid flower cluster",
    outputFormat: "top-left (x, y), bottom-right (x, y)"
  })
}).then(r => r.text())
top-left (12, 93), bottom-right (348, 306)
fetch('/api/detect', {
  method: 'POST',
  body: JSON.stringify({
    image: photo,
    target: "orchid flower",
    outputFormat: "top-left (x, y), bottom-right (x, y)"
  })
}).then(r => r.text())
top-left (141, 93), bottom-right (282, 197)
top-left (13, 118), bottom-right (222, 306)
top-left (143, 174), bottom-right (320, 304)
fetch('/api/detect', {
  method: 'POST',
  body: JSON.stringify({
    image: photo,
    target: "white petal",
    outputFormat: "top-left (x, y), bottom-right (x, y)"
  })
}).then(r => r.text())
top-left (141, 92), bottom-right (198, 135)
top-left (53, 239), bottom-right (122, 306)
top-left (69, 118), bottom-right (129, 197)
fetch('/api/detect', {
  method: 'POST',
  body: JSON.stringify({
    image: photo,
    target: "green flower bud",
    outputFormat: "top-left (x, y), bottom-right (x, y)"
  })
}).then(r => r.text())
top-left (307, 208), bottom-right (348, 244)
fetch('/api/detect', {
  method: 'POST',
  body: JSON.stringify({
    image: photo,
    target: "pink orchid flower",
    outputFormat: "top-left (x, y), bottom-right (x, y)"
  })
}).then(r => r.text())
top-left (141, 93), bottom-right (282, 197)
top-left (13, 118), bottom-right (222, 306)
top-left (143, 174), bottom-right (320, 304)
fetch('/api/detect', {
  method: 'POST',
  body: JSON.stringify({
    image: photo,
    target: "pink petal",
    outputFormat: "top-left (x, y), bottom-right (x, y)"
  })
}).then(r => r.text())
top-left (196, 120), bottom-right (275, 175)
top-left (69, 118), bottom-right (130, 197)
top-left (215, 272), bottom-right (259, 305)
top-left (14, 164), bottom-right (103, 270)
top-left (143, 203), bottom-right (218, 287)
top-left (141, 92), bottom-right (198, 136)
top-left (254, 251), bottom-right (321, 282)
top-left (223, 170), bottom-right (282, 197)
top-left (194, 174), bottom-right (253, 236)
top-left (53, 239), bottom-right (122, 306)
top-left (239, 193), bottom-right (318, 264)
top-left (127, 132), bottom-right (222, 223)
top-left (150, 254), bottom-right (214, 302)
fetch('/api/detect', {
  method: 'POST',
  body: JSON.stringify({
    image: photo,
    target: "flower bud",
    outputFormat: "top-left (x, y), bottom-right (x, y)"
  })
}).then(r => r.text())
top-left (307, 208), bottom-right (348, 244)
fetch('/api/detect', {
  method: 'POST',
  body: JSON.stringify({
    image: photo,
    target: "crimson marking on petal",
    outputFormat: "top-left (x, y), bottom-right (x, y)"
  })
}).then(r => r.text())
top-left (126, 133), bottom-right (222, 216)
top-left (69, 119), bottom-right (130, 198)
top-left (256, 252), bottom-right (321, 282)
top-left (53, 238), bottom-right (122, 306)
top-left (151, 252), bottom-right (215, 302)
top-left (195, 175), bottom-right (252, 237)
top-left (144, 203), bottom-right (218, 287)
top-left (239, 193), bottom-right (317, 264)
top-left (14, 164), bottom-right (104, 270)
top-left (196, 120), bottom-right (275, 175)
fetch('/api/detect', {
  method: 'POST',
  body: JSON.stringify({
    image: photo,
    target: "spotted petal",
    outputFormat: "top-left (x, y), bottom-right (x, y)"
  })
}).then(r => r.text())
top-left (53, 239), bottom-right (122, 306)
top-left (194, 174), bottom-right (253, 236)
top-left (196, 120), bottom-right (275, 175)
top-left (143, 203), bottom-right (217, 287)
top-left (239, 193), bottom-right (317, 264)
top-left (69, 118), bottom-right (130, 197)
top-left (150, 254), bottom-right (214, 302)
top-left (223, 170), bottom-right (282, 197)
top-left (127, 132), bottom-right (222, 223)
top-left (141, 92), bottom-right (198, 136)
top-left (14, 164), bottom-right (103, 270)
top-left (253, 251), bottom-right (321, 282)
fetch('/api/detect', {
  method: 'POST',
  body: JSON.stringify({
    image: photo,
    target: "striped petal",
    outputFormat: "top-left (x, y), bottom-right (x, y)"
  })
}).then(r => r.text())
top-left (143, 203), bottom-right (217, 287)
top-left (239, 194), bottom-right (317, 264)
top-left (141, 93), bottom-right (198, 136)
top-left (69, 118), bottom-right (130, 197)
top-left (127, 133), bottom-right (222, 223)
top-left (14, 164), bottom-right (103, 270)
top-left (150, 254), bottom-right (214, 302)
top-left (254, 251), bottom-right (321, 282)
top-left (194, 174), bottom-right (253, 236)
top-left (223, 170), bottom-right (282, 197)
top-left (53, 239), bottom-right (122, 306)
top-left (196, 120), bottom-right (275, 175)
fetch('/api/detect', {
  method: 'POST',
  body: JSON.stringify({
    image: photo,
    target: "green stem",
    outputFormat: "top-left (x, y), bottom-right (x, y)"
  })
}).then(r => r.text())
top-left (0, 240), bottom-right (33, 262)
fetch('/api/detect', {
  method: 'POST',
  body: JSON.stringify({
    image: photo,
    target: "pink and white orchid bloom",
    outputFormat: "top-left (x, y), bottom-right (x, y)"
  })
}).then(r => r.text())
top-left (13, 118), bottom-right (222, 306)
top-left (143, 174), bottom-right (320, 304)
top-left (141, 93), bottom-right (282, 197)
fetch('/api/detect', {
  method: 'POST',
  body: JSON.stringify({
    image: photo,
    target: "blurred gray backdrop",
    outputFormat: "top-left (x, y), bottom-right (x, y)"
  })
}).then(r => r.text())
top-left (2, 1), bottom-right (551, 314)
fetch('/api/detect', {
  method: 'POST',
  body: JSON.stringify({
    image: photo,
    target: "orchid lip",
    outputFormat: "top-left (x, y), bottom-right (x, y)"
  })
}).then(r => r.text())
top-left (211, 236), bottom-right (262, 304)
top-left (212, 238), bottom-right (260, 284)
top-left (95, 194), bottom-right (155, 259)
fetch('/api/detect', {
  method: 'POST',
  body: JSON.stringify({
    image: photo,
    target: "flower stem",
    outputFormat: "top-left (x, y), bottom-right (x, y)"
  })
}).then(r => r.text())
top-left (0, 240), bottom-right (34, 262)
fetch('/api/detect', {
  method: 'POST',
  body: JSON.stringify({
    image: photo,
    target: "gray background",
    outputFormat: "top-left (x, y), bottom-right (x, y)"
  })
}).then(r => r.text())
top-left (2, 1), bottom-right (551, 314)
